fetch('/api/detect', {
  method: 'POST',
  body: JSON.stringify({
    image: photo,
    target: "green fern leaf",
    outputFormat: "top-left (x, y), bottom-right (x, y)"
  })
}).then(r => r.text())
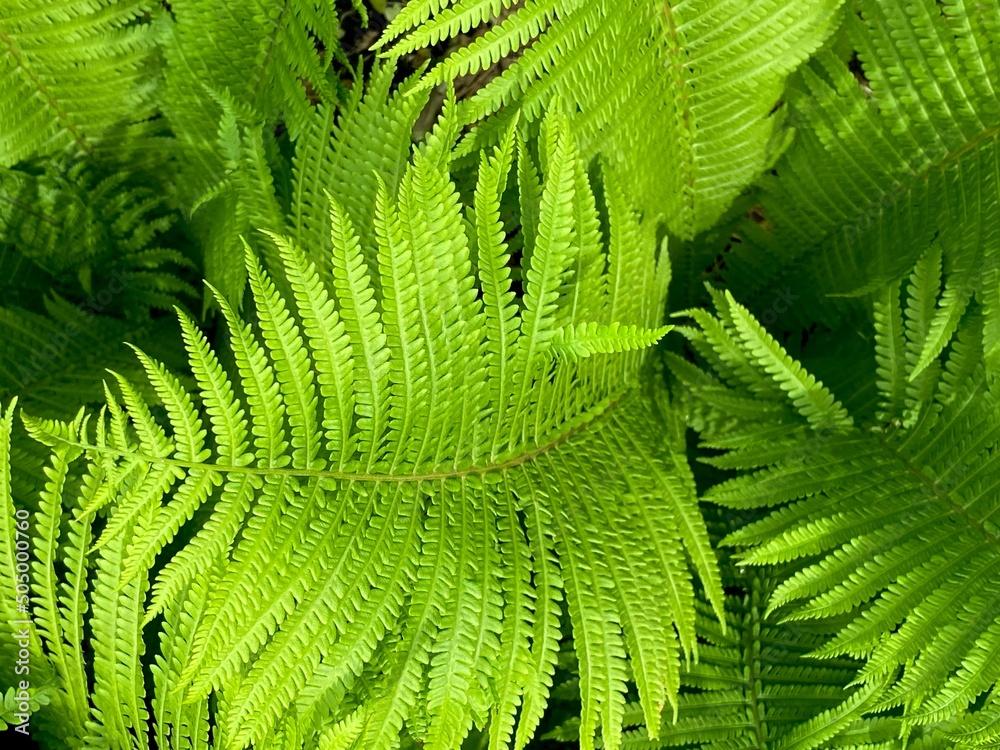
top-left (676, 280), bottom-right (1000, 732)
top-left (8, 112), bottom-right (718, 750)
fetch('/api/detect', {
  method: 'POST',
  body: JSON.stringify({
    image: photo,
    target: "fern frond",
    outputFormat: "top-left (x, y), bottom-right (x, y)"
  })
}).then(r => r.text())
top-left (542, 548), bottom-right (918, 750)
top-left (0, 296), bottom-right (189, 419)
top-left (159, 1), bottom-right (369, 305)
top-left (707, 0), bottom-right (1000, 367)
top-left (12, 112), bottom-right (718, 750)
top-left (676, 280), bottom-right (1000, 731)
top-left (0, 157), bottom-right (196, 321)
top-left (379, 0), bottom-right (845, 237)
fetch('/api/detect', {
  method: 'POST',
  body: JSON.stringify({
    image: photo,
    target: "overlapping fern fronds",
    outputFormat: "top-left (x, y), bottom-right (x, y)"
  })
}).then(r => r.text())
top-left (377, 0), bottom-right (845, 238)
top-left (0, 151), bottom-right (196, 423)
top-left (622, 572), bottom-right (918, 750)
top-left (191, 62), bottom-right (431, 306)
top-left (2, 111), bottom-right (722, 750)
top-left (544, 551), bottom-right (953, 750)
top-left (0, 296), bottom-right (187, 420)
top-left (160, 0), bottom-right (363, 158)
top-left (6, 2), bottom-right (1000, 749)
top-left (706, 0), bottom-right (1000, 371)
top-left (669, 259), bottom-right (1000, 738)
top-left (0, 0), bottom-right (160, 166)
top-left (0, 157), bottom-right (195, 304)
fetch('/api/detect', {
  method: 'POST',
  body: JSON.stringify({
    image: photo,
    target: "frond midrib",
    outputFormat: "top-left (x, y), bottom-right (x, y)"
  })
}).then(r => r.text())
top-left (43, 393), bottom-right (628, 483)
top-left (658, 0), bottom-right (696, 224)
top-left (742, 590), bottom-right (768, 750)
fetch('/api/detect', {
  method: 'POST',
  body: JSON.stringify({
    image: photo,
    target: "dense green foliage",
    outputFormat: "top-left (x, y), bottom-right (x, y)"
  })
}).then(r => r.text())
top-left (2, 1), bottom-right (1000, 749)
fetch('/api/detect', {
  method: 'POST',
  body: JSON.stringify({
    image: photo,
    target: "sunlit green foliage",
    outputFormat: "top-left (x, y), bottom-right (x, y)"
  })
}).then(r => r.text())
top-left (2, 1), bottom-right (1000, 749)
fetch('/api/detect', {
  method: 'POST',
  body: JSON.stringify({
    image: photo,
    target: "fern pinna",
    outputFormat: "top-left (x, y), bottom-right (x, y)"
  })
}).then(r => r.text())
top-left (0, 111), bottom-right (721, 750)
